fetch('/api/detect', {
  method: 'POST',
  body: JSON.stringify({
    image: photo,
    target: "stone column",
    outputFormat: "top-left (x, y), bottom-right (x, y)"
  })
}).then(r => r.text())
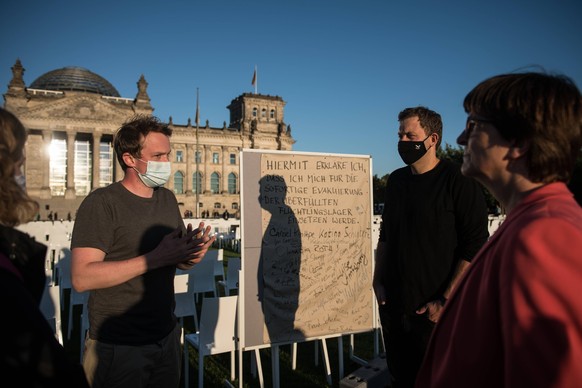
top-left (92, 131), bottom-right (101, 190)
top-left (64, 131), bottom-right (76, 199)
top-left (185, 144), bottom-right (193, 195)
top-left (203, 145), bottom-right (209, 194)
top-left (39, 130), bottom-right (52, 199)
top-left (221, 146), bottom-right (227, 194)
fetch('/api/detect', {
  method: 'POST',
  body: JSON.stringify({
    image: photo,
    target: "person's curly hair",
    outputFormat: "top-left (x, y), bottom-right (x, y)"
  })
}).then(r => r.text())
top-left (0, 108), bottom-right (38, 226)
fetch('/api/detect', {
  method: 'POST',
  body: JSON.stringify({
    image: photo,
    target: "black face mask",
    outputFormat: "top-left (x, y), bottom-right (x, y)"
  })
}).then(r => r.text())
top-left (397, 135), bottom-right (430, 165)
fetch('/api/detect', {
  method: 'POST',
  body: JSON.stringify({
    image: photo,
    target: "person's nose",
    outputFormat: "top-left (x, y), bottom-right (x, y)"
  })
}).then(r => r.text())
top-left (457, 129), bottom-right (467, 146)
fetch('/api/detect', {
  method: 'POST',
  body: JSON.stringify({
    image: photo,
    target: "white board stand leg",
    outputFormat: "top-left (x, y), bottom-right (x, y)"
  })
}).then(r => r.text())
top-left (238, 347), bottom-right (243, 388)
top-left (291, 343), bottom-right (297, 370)
top-left (338, 336), bottom-right (344, 379)
top-left (255, 349), bottom-right (264, 388)
top-left (314, 340), bottom-right (319, 366)
top-left (320, 338), bottom-right (332, 385)
top-left (251, 350), bottom-right (257, 377)
top-left (271, 344), bottom-right (280, 388)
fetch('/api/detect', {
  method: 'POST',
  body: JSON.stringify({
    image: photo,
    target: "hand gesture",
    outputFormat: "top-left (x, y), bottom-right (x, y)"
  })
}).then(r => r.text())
top-left (177, 222), bottom-right (216, 269)
top-left (177, 222), bottom-right (216, 270)
top-left (146, 222), bottom-right (215, 269)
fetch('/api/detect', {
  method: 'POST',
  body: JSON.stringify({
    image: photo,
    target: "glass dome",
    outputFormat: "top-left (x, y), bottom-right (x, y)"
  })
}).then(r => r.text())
top-left (30, 66), bottom-right (120, 97)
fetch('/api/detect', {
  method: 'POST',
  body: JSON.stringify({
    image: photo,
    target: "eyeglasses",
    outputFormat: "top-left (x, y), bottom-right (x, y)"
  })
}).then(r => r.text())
top-left (464, 116), bottom-right (495, 137)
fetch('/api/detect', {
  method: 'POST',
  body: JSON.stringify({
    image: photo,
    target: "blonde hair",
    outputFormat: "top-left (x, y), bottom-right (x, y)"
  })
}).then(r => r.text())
top-left (0, 108), bottom-right (39, 226)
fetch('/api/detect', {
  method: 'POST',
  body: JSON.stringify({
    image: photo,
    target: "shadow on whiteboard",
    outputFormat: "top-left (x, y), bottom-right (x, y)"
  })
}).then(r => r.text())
top-left (257, 174), bottom-right (305, 343)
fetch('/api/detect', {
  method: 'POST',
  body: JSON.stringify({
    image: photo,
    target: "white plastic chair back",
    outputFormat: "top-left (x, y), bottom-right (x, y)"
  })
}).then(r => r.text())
top-left (183, 296), bottom-right (238, 388)
top-left (184, 257), bottom-right (217, 301)
top-left (219, 257), bottom-right (241, 296)
top-left (67, 288), bottom-right (89, 340)
top-left (55, 248), bottom-right (72, 304)
top-left (174, 272), bottom-right (200, 336)
top-left (199, 296), bottom-right (238, 355)
top-left (39, 282), bottom-right (63, 345)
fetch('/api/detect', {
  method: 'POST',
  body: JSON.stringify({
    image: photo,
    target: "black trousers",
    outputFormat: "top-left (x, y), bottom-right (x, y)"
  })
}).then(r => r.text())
top-left (83, 324), bottom-right (181, 388)
top-left (379, 304), bottom-right (435, 388)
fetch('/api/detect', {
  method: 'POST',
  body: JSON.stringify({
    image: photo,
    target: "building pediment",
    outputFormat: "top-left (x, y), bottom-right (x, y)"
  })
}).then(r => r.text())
top-left (20, 94), bottom-right (132, 123)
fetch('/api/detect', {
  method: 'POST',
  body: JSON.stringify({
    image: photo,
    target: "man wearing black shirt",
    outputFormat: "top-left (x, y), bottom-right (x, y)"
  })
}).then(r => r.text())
top-left (373, 106), bottom-right (489, 387)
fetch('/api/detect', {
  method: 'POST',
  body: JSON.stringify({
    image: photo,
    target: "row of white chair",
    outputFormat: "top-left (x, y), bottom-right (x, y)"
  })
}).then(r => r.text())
top-left (174, 255), bottom-right (240, 334)
top-left (174, 254), bottom-right (245, 387)
top-left (42, 252), bottom-right (381, 387)
top-left (42, 248), bottom-right (238, 363)
top-left (181, 294), bottom-right (267, 388)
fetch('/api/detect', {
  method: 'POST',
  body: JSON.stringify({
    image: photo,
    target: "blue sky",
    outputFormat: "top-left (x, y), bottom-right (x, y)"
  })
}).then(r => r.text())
top-left (2, 0), bottom-right (581, 177)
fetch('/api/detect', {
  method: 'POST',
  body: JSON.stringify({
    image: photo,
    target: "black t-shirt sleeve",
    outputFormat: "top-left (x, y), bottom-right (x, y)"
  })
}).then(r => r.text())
top-left (451, 171), bottom-right (490, 262)
top-left (71, 189), bottom-right (114, 253)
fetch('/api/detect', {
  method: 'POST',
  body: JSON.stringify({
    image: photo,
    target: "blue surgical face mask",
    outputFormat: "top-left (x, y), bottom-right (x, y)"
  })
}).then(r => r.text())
top-left (133, 159), bottom-right (171, 188)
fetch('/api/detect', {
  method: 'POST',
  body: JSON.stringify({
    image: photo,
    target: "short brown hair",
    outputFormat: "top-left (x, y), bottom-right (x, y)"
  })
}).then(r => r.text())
top-left (114, 115), bottom-right (172, 171)
top-left (398, 106), bottom-right (443, 149)
top-left (464, 72), bottom-right (582, 183)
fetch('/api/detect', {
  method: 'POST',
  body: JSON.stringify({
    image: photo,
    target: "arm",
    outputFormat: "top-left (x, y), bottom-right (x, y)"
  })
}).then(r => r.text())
top-left (72, 222), bottom-right (215, 292)
top-left (373, 241), bottom-right (388, 305)
top-left (414, 168), bottom-right (488, 321)
top-left (416, 259), bottom-right (470, 322)
top-left (71, 246), bottom-right (146, 292)
top-left (443, 258), bottom-right (470, 300)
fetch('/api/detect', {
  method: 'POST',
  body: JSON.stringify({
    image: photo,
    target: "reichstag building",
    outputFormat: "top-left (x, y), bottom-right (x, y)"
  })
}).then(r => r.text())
top-left (3, 59), bottom-right (295, 221)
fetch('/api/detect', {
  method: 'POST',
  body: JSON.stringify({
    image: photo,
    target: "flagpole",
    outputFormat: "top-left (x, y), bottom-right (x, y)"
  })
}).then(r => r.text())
top-left (195, 87), bottom-right (200, 219)
top-left (253, 65), bottom-right (258, 94)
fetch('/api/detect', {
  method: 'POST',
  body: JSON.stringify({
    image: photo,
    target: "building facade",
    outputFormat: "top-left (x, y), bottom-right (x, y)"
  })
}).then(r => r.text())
top-left (3, 60), bottom-right (295, 220)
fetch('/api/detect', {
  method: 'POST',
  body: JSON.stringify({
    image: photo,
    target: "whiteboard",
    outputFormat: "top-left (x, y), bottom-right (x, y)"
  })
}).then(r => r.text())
top-left (239, 149), bottom-right (376, 349)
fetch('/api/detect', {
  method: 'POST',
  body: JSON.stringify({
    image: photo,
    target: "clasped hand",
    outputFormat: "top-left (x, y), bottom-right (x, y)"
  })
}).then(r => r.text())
top-left (147, 222), bottom-right (216, 269)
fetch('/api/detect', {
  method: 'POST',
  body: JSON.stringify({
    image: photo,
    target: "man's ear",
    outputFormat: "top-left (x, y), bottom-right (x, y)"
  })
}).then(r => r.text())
top-left (427, 132), bottom-right (438, 150)
top-left (431, 132), bottom-right (439, 147)
top-left (123, 152), bottom-right (137, 168)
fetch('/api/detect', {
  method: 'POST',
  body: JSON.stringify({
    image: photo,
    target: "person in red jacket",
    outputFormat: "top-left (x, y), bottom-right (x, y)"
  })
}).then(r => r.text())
top-left (416, 72), bottom-right (582, 388)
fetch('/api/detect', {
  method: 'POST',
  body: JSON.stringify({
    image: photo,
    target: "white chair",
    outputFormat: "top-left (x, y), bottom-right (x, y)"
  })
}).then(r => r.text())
top-left (68, 287), bottom-right (89, 335)
top-left (67, 289), bottom-right (89, 340)
top-left (55, 248), bottom-right (72, 307)
top-left (174, 273), bottom-right (199, 338)
top-left (217, 257), bottom-right (241, 296)
top-left (39, 282), bottom-right (64, 345)
top-left (45, 244), bottom-right (64, 286)
top-left (183, 296), bottom-right (238, 388)
top-left (207, 249), bottom-right (225, 282)
top-left (179, 257), bottom-right (217, 303)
